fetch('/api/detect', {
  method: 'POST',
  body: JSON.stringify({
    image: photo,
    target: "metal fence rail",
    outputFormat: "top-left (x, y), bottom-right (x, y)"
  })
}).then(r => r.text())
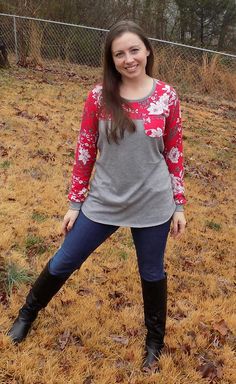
top-left (1, 13), bottom-right (236, 97)
top-left (0, 13), bottom-right (108, 68)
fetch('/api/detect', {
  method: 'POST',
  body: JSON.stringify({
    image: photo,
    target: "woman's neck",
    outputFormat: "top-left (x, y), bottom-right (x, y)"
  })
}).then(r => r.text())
top-left (119, 75), bottom-right (153, 100)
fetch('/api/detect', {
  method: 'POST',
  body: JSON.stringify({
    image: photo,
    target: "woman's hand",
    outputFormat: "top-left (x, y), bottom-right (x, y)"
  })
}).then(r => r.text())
top-left (61, 209), bottom-right (80, 236)
top-left (170, 211), bottom-right (187, 239)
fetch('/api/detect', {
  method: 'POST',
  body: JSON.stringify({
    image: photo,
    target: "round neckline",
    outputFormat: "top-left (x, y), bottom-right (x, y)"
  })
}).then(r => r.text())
top-left (121, 79), bottom-right (156, 103)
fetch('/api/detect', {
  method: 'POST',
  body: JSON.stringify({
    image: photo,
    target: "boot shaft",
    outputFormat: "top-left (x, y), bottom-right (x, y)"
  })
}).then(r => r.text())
top-left (141, 274), bottom-right (167, 347)
top-left (8, 262), bottom-right (68, 343)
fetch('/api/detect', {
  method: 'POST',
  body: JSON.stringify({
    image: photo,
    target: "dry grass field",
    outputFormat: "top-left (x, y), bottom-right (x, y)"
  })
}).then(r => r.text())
top-left (0, 67), bottom-right (235, 384)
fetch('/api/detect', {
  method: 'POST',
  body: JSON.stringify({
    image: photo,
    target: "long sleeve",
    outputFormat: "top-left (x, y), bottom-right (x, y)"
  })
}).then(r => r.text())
top-left (68, 90), bottom-right (99, 205)
top-left (163, 88), bottom-right (186, 205)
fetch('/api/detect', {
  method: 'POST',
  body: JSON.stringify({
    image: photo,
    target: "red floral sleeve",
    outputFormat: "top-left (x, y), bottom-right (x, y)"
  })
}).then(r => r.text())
top-left (163, 88), bottom-right (186, 205)
top-left (68, 88), bottom-right (99, 203)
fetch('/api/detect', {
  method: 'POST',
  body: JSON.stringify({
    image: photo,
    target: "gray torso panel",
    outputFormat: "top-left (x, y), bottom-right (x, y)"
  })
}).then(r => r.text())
top-left (81, 120), bottom-right (175, 227)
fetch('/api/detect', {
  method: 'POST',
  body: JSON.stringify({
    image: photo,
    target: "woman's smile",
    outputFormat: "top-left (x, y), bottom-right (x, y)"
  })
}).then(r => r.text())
top-left (125, 64), bottom-right (138, 72)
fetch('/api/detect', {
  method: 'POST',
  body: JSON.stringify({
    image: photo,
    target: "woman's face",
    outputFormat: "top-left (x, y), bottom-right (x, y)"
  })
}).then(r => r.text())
top-left (111, 32), bottom-right (150, 81)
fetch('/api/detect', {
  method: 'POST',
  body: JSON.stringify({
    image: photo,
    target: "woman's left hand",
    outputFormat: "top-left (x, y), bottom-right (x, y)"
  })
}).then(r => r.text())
top-left (170, 211), bottom-right (187, 239)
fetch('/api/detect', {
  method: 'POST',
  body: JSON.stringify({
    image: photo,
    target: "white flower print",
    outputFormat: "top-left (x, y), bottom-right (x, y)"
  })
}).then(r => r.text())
top-left (168, 147), bottom-right (181, 163)
top-left (92, 84), bottom-right (102, 95)
top-left (168, 89), bottom-right (177, 106)
top-left (162, 84), bottom-right (171, 93)
top-left (147, 102), bottom-right (164, 115)
top-left (78, 187), bottom-right (87, 196)
top-left (146, 128), bottom-right (163, 138)
top-left (78, 147), bottom-right (90, 164)
top-left (159, 93), bottom-right (169, 108)
top-left (92, 85), bottom-right (102, 105)
top-left (170, 174), bottom-right (185, 194)
top-left (147, 93), bottom-right (169, 116)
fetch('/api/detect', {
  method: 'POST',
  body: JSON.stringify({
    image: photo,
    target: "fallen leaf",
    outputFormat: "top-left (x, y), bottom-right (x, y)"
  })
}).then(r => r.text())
top-left (108, 291), bottom-right (132, 310)
top-left (58, 329), bottom-right (71, 350)
top-left (213, 320), bottom-right (230, 336)
top-left (110, 334), bottom-right (129, 345)
top-left (102, 266), bottom-right (112, 273)
top-left (58, 330), bottom-right (83, 350)
top-left (180, 343), bottom-right (191, 355)
top-left (60, 299), bottom-right (74, 306)
top-left (164, 345), bottom-right (177, 354)
top-left (29, 150), bottom-right (55, 162)
top-left (89, 350), bottom-right (105, 360)
top-left (169, 308), bottom-right (186, 321)
top-left (115, 373), bottom-right (124, 383)
top-left (124, 350), bottom-right (135, 361)
top-left (108, 291), bottom-right (123, 299)
top-left (187, 330), bottom-right (197, 340)
top-left (95, 299), bottom-right (103, 309)
top-left (35, 114), bottom-right (49, 122)
top-left (125, 328), bottom-right (142, 337)
top-left (77, 287), bottom-right (92, 296)
top-left (142, 360), bottom-right (160, 374)
top-left (114, 358), bottom-right (128, 368)
top-left (0, 145), bottom-right (8, 156)
top-left (71, 334), bottom-right (84, 347)
top-left (83, 375), bottom-right (93, 384)
top-left (0, 291), bottom-right (8, 306)
top-left (182, 258), bottom-right (196, 269)
top-left (0, 122), bottom-right (6, 129)
top-left (16, 110), bottom-right (33, 119)
top-left (211, 335), bottom-right (221, 348)
top-left (197, 361), bottom-right (223, 381)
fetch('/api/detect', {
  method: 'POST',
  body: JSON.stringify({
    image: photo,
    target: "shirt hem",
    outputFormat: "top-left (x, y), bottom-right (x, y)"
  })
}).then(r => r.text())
top-left (81, 205), bottom-right (175, 228)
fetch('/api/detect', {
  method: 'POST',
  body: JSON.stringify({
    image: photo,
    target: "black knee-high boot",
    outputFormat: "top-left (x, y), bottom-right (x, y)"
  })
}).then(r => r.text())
top-left (8, 262), bottom-right (68, 343)
top-left (141, 273), bottom-right (167, 370)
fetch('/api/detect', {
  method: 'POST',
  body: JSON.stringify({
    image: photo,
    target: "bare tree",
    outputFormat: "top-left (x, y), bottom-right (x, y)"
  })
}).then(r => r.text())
top-left (0, 36), bottom-right (10, 68)
top-left (218, 0), bottom-right (236, 51)
top-left (0, 0), bottom-right (235, 54)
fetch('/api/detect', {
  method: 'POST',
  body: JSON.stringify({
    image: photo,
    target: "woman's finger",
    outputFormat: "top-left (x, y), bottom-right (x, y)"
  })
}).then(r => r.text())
top-left (170, 219), bottom-right (178, 238)
top-left (61, 216), bottom-right (70, 235)
top-left (67, 218), bottom-right (75, 232)
top-left (177, 220), bottom-right (187, 236)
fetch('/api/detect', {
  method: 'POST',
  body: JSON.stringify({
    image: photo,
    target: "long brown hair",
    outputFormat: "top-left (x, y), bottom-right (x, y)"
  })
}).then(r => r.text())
top-left (102, 20), bottom-right (154, 143)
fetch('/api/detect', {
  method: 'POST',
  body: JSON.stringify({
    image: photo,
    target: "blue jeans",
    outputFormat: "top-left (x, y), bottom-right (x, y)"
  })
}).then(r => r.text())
top-left (49, 211), bottom-right (172, 281)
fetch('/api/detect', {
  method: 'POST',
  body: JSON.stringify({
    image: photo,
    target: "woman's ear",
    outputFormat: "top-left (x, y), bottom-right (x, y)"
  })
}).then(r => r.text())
top-left (147, 50), bottom-right (150, 57)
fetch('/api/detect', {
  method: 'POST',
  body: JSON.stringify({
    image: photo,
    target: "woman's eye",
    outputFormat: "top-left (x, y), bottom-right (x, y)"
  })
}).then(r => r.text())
top-left (115, 52), bottom-right (123, 58)
top-left (131, 48), bottom-right (139, 53)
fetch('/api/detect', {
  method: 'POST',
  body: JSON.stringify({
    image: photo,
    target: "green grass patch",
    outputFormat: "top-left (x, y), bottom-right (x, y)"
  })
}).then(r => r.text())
top-left (25, 235), bottom-right (47, 255)
top-left (0, 160), bottom-right (11, 169)
top-left (206, 220), bottom-right (222, 231)
top-left (119, 250), bottom-right (128, 261)
top-left (2, 263), bottom-right (34, 296)
top-left (32, 211), bottom-right (47, 223)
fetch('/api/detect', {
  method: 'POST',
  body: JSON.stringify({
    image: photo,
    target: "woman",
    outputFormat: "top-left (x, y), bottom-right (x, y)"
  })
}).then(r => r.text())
top-left (8, 20), bottom-right (187, 371)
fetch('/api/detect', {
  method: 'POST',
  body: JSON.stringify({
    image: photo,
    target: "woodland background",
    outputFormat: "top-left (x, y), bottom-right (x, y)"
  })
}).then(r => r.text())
top-left (0, 0), bottom-right (236, 53)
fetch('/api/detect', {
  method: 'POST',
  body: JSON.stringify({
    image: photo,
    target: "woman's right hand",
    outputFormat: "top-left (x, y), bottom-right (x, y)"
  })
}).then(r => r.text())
top-left (61, 209), bottom-right (80, 236)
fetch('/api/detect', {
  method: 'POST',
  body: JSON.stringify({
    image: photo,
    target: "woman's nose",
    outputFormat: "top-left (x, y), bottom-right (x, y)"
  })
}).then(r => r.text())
top-left (124, 53), bottom-right (134, 63)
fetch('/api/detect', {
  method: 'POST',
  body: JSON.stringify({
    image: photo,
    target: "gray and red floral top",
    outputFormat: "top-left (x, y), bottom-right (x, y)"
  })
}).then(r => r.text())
top-left (68, 79), bottom-right (186, 227)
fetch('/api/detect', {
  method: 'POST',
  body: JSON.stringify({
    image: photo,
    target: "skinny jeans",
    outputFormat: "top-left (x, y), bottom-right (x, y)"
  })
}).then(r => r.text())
top-left (49, 210), bottom-right (172, 282)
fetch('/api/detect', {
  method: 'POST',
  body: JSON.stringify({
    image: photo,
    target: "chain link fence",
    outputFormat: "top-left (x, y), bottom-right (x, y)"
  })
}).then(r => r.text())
top-left (1, 13), bottom-right (236, 98)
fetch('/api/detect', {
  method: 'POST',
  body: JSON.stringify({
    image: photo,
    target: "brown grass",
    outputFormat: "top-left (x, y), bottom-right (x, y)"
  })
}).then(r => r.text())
top-left (0, 67), bottom-right (236, 383)
top-left (8, 44), bottom-right (236, 101)
top-left (153, 49), bottom-right (236, 100)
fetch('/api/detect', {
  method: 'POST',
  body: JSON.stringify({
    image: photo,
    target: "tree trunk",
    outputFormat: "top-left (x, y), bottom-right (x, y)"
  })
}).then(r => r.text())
top-left (200, 6), bottom-right (204, 46)
top-left (217, 1), bottom-right (236, 51)
top-left (28, 20), bottom-right (43, 66)
top-left (0, 39), bottom-right (10, 68)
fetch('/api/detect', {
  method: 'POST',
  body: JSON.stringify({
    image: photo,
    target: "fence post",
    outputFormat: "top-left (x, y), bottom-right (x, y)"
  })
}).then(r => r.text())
top-left (13, 16), bottom-right (18, 62)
